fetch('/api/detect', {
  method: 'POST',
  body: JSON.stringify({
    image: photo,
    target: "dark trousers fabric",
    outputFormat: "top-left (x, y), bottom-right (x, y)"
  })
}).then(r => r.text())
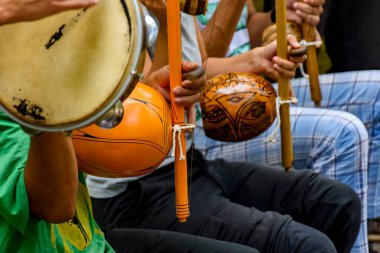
top-left (318, 0), bottom-right (380, 72)
top-left (107, 228), bottom-right (259, 253)
top-left (92, 149), bottom-right (360, 253)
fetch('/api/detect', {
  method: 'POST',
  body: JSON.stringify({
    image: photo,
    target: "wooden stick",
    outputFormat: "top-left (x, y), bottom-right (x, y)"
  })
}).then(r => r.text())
top-left (167, 0), bottom-right (190, 222)
top-left (302, 20), bottom-right (322, 107)
top-left (276, 0), bottom-right (293, 171)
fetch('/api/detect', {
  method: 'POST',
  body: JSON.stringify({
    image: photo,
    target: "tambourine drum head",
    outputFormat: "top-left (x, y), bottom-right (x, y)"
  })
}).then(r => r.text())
top-left (72, 83), bottom-right (172, 178)
top-left (261, 21), bottom-right (303, 46)
top-left (0, 0), bottom-right (143, 131)
top-left (200, 72), bottom-right (277, 142)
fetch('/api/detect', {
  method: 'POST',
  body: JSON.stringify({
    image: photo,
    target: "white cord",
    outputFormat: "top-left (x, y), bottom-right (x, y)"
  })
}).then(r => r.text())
top-left (264, 96), bottom-right (298, 144)
top-left (298, 39), bottom-right (323, 79)
top-left (299, 39), bottom-right (323, 48)
top-left (171, 124), bottom-right (196, 160)
top-left (299, 63), bottom-right (309, 79)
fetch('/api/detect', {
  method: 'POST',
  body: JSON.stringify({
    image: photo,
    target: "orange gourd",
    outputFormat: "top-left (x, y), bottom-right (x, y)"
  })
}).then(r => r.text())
top-left (72, 83), bottom-right (172, 178)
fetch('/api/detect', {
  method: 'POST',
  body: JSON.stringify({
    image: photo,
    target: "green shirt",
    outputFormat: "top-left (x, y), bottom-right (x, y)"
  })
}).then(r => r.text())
top-left (0, 111), bottom-right (115, 253)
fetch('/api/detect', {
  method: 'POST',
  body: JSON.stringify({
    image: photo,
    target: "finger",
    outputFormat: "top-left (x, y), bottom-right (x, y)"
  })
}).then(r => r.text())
top-left (262, 39), bottom-right (278, 58)
top-left (173, 86), bottom-right (199, 97)
top-left (286, 34), bottom-right (301, 49)
top-left (286, 12), bottom-right (302, 25)
top-left (288, 53), bottom-right (306, 64)
top-left (263, 68), bottom-right (278, 81)
top-left (293, 2), bottom-right (323, 15)
top-left (295, 10), bottom-right (320, 26)
top-left (52, 0), bottom-right (98, 9)
top-left (273, 56), bottom-right (298, 71)
top-left (181, 79), bottom-right (204, 91)
top-left (174, 94), bottom-right (199, 106)
top-left (260, 60), bottom-right (278, 80)
top-left (302, 0), bottom-right (325, 7)
top-left (274, 64), bottom-right (296, 79)
top-left (181, 61), bottom-right (198, 73)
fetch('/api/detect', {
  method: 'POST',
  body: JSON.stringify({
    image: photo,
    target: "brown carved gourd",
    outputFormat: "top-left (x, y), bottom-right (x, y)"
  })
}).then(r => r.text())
top-left (200, 72), bottom-right (277, 142)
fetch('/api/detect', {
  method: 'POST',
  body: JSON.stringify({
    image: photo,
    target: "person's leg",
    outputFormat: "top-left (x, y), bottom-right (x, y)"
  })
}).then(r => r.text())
top-left (91, 154), bottom-right (338, 253)
top-left (194, 106), bottom-right (369, 253)
top-left (207, 159), bottom-right (361, 253)
top-left (292, 70), bottom-right (380, 221)
top-left (107, 228), bottom-right (259, 253)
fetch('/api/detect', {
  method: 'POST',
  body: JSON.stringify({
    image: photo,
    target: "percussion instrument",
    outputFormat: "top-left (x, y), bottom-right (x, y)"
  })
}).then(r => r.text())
top-left (0, 0), bottom-right (147, 132)
top-left (200, 72), bottom-right (277, 142)
top-left (72, 83), bottom-right (172, 178)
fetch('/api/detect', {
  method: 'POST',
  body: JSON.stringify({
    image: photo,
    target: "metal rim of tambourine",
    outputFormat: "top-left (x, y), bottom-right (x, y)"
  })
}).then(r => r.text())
top-left (0, 0), bottom-right (146, 133)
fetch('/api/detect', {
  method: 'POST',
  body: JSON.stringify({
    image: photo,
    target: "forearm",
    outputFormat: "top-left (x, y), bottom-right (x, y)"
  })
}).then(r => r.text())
top-left (247, 12), bottom-right (273, 48)
top-left (200, 0), bottom-right (246, 57)
top-left (24, 133), bottom-right (78, 223)
top-left (205, 49), bottom-right (261, 79)
top-left (149, 23), bottom-right (169, 74)
top-left (0, 0), bottom-right (97, 25)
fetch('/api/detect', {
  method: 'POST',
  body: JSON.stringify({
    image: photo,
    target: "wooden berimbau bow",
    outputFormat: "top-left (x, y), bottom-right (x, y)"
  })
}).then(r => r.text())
top-left (301, 1), bottom-right (322, 107)
top-left (276, 0), bottom-right (293, 171)
top-left (167, 0), bottom-right (190, 222)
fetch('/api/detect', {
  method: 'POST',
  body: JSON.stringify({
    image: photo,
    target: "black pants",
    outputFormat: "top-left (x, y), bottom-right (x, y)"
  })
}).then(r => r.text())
top-left (92, 150), bottom-right (361, 253)
top-left (107, 228), bottom-right (258, 253)
top-left (318, 0), bottom-right (380, 72)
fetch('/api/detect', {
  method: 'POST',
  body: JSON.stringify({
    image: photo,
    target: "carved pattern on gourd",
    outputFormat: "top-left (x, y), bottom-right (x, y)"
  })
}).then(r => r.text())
top-left (200, 72), bottom-right (276, 142)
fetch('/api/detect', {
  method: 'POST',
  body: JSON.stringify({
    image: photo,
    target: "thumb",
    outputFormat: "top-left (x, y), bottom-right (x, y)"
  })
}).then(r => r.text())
top-left (155, 65), bottom-right (171, 89)
top-left (262, 40), bottom-right (278, 59)
top-left (182, 61), bottom-right (198, 73)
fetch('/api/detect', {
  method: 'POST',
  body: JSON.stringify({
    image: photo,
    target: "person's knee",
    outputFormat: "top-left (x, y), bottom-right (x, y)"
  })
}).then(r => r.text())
top-left (336, 182), bottom-right (362, 230)
top-left (337, 111), bottom-right (369, 150)
top-left (284, 221), bottom-right (337, 253)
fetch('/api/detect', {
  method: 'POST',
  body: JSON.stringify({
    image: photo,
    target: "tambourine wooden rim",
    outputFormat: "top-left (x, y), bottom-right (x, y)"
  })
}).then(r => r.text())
top-left (0, 0), bottom-right (145, 132)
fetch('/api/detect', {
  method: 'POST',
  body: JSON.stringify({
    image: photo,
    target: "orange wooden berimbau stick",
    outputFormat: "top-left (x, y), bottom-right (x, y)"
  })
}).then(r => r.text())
top-left (167, 0), bottom-right (190, 222)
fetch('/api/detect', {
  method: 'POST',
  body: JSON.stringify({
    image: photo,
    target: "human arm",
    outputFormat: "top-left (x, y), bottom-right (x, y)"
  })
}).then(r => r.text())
top-left (24, 133), bottom-right (78, 223)
top-left (246, 0), bottom-right (272, 48)
top-left (198, 0), bottom-right (324, 53)
top-left (199, 0), bottom-right (247, 57)
top-left (0, 0), bottom-right (97, 25)
top-left (140, 0), bottom-right (169, 73)
top-left (205, 35), bottom-right (305, 80)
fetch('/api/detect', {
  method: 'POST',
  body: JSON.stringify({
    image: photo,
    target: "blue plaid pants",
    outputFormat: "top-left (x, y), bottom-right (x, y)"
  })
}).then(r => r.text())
top-left (194, 70), bottom-right (378, 253)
